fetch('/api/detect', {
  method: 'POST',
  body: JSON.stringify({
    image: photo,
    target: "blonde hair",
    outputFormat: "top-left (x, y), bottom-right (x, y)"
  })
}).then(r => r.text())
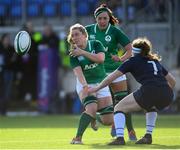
top-left (132, 37), bottom-right (161, 61)
top-left (67, 23), bottom-right (88, 45)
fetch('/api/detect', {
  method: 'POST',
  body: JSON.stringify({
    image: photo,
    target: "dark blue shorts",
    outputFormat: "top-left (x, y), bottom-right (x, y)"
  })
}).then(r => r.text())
top-left (133, 85), bottom-right (173, 111)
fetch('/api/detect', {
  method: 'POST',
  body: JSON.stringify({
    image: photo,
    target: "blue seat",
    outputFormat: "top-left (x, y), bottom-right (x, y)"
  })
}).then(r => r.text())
top-left (76, 1), bottom-right (90, 16)
top-left (10, 5), bottom-right (22, 17)
top-left (88, 0), bottom-right (98, 11)
top-left (27, 0), bottom-right (44, 4)
top-left (0, 0), bottom-right (21, 5)
top-left (0, 5), bottom-right (6, 17)
top-left (48, 0), bottom-right (60, 4)
top-left (59, 1), bottom-right (71, 16)
top-left (0, 0), bottom-right (12, 5)
top-left (27, 4), bottom-right (40, 17)
top-left (13, 0), bottom-right (21, 4)
top-left (43, 4), bottom-right (56, 17)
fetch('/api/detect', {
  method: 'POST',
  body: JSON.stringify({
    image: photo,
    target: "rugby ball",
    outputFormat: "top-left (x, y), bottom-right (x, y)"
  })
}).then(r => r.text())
top-left (14, 31), bottom-right (31, 55)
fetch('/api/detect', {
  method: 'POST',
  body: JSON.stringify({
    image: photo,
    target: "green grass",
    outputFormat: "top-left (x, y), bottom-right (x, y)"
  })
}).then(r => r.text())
top-left (0, 114), bottom-right (180, 149)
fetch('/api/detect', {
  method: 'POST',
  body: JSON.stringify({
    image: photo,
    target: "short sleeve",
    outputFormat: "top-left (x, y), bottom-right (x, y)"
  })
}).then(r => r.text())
top-left (115, 27), bottom-right (131, 47)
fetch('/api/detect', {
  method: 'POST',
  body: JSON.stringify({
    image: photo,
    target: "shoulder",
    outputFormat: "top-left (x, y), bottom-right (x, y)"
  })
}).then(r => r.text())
top-left (89, 40), bottom-right (103, 47)
top-left (110, 25), bottom-right (126, 37)
top-left (85, 24), bottom-right (95, 30)
top-left (110, 25), bottom-right (121, 32)
top-left (125, 56), bottom-right (139, 64)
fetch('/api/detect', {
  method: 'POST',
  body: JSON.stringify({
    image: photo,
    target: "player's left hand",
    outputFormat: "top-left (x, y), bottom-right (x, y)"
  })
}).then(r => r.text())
top-left (81, 85), bottom-right (89, 98)
top-left (69, 46), bottom-right (84, 57)
top-left (111, 54), bottom-right (120, 62)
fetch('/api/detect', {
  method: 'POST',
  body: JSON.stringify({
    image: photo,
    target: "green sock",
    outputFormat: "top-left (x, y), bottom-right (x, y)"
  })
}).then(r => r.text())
top-left (125, 113), bottom-right (133, 131)
top-left (76, 113), bottom-right (94, 137)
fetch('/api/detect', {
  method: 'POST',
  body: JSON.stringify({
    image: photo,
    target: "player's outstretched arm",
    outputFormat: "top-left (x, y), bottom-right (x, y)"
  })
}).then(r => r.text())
top-left (89, 70), bottom-right (123, 94)
top-left (165, 73), bottom-right (176, 89)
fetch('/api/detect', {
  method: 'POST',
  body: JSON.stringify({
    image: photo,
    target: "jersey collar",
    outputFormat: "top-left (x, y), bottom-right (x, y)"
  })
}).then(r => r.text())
top-left (94, 23), bottom-right (111, 35)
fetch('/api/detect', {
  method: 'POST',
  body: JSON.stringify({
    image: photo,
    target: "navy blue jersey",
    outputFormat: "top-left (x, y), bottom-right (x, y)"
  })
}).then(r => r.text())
top-left (118, 55), bottom-right (168, 86)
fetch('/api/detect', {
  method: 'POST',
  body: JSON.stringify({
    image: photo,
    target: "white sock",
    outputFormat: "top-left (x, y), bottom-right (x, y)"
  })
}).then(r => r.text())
top-left (146, 112), bottom-right (157, 135)
top-left (114, 112), bottom-right (125, 137)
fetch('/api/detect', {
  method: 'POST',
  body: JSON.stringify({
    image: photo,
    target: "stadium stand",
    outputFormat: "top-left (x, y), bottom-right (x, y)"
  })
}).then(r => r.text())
top-left (43, 3), bottom-right (57, 17)
top-left (10, 4), bottom-right (22, 17)
top-left (27, 3), bottom-right (40, 17)
top-left (76, 0), bottom-right (91, 16)
top-left (0, 5), bottom-right (6, 17)
top-left (28, 0), bottom-right (44, 4)
top-left (59, 0), bottom-right (71, 17)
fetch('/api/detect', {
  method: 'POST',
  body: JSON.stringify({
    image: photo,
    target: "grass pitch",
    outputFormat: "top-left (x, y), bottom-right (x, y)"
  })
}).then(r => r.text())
top-left (0, 114), bottom-right (180, 149)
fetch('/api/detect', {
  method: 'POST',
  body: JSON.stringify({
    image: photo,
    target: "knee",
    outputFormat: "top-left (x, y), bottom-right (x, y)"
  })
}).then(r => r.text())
top-left (83, 95), bottom-right (98, 117)
top-left (85, 104), bottom-right (97, 117)
top-left (114, 104), bottom-right (120, 112)
top-left (114, 104), bottom-right (126, 113)
top-left (101, 115), bottom-right (113, 125)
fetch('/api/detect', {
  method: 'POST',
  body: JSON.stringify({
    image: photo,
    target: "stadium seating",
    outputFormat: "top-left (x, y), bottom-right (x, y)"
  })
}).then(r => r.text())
top-left (76, 0), bottom-right (90, 16)
top-left (43, 3), bottom-right (57, 17)
top-left (0, 5), bottom-right (6, 17)
top-left (59, 0), bottom-right (71, 17)
top-left (88, 0), bottom-right (98, 11)
top-left (0, 0), bottom-right (98, 19)
top-left (27, 0), bottom-right (44, 5)
top-left (27, 4), bottom-right (40, 17)
top-left (0, 0), bottom-right (12, 5)
top-left (10, 5), bottom-right (22, 17)
top-left (49, 0), bottom-right (60, 4)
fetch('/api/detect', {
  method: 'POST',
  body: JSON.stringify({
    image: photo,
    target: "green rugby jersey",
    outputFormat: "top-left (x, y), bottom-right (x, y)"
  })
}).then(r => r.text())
top-left (70, 40), bottom-right (106, 84)
top-left (86, 23), bottom-right (130, 73)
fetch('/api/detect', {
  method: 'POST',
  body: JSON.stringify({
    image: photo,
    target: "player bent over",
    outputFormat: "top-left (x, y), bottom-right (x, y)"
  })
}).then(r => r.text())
top-left (89, 37), bottom-right (176, 145)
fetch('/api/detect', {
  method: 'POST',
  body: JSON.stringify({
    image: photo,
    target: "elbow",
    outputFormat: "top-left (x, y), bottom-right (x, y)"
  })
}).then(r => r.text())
top-left (97, 54), bottom-right (105, 64)
top-left (172, 75), bottom-right (176, 88)
top-left (173, 78), bottom-right (176, 88)
top-left (169, 78), bottom-right (176, 89)
top-left (98, 58), bottom-right (104, 64)
top-left (127, 48), bottom-right (132, 57)
top-left (125, 44), bottom-right (133, 56)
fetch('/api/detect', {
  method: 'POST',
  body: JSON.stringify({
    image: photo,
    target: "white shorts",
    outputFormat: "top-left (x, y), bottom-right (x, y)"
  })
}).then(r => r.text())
top-left (76, 79), bottom-right (111, 99)
top-left (106, 73), bottom-right (126, 83)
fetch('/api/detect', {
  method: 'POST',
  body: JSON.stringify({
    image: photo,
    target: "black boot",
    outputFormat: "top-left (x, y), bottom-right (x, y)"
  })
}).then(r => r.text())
top-left (108, 137), bottom-right (125, 145)
top-left (135, 134), bottom-right (152, 144)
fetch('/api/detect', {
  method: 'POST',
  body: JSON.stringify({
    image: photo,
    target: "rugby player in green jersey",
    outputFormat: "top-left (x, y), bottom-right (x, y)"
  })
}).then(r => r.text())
top-left (85, 4), bottom-right (137, 140)
top-left (68, 24), bottom-right (114, 144)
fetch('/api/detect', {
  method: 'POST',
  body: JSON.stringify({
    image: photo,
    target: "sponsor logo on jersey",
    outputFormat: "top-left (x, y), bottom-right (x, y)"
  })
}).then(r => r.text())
top-left (89, 35), bottom-right (95, 40)
top-left (105, 35), bottom-right (111, 42)
top-left (84, 63), bottom-right (98, 70)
